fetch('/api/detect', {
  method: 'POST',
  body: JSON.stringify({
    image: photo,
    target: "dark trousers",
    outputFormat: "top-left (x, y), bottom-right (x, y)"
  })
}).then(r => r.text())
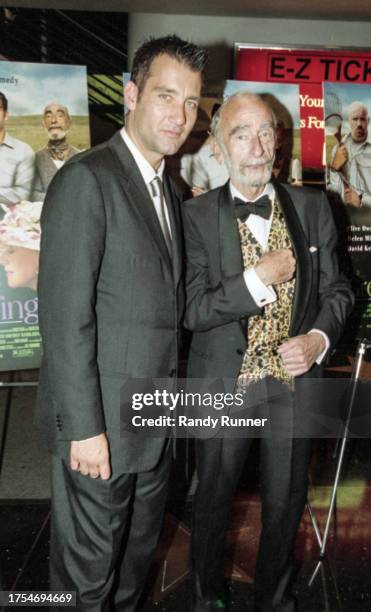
top-left (50, 447), bottom-right (171, 611)
top-left (191, 388), bottom-right (312, 611)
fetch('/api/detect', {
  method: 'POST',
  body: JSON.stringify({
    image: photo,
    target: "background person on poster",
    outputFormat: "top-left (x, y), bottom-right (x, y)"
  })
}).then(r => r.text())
top-left (328, 101), bottom-right (371, 208)
top-left (181, 103), bottom-right (229, 196)
top-left (0, 92), bottom-right (35, 205)
top-left (32, 102), bottom-right (81, 201)
top-left (0, 200), bottom-right (41, 291)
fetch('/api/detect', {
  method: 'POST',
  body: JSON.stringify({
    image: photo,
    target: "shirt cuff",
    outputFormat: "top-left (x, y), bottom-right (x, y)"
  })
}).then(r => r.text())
top-left (308, 329), bottom-right (330, 364)
top-left (243, 268), bottom-right (276, 307)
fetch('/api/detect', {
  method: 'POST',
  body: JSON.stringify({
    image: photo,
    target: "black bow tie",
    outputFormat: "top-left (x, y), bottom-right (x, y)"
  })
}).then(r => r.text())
top-left (234, 195), bottom-right (272, 221)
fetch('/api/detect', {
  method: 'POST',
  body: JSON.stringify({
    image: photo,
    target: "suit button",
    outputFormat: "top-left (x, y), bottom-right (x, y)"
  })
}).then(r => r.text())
top-left (169, 369), bottom-right (176, 377)
top-left (236, 349), bottom-right (244, 355)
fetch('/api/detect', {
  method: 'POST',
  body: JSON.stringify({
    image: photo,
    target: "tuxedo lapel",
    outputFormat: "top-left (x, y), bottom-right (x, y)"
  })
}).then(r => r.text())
top-left (218, 182), bottom-right (247, 337)
top-left (218, 182), bottom-right (244, 278)
top-left (274, 182), bottom-right (312, 336)
top-left (108, 132), bottom-right (172, 272)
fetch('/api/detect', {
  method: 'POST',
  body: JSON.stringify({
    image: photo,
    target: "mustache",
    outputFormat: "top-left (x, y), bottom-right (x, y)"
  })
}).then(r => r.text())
top-left (242, 160), bottom-right (269, 166)
top-left (240, 158), bottom-right (274, 168)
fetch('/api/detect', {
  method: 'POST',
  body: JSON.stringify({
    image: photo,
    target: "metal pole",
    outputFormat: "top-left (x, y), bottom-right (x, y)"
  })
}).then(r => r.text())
top-left (0, 372), bottom-right (14, 477)
top-left (308, 339), bottom-right (368, 586)
top-left (318, 341), bottom-right (366, 558)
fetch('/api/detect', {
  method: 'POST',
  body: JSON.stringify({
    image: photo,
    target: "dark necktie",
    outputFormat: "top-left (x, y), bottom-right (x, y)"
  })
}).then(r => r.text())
top-left (234, 195), bottom-right (272, 222)
top-left (150, 176), bottom-right (172, 254)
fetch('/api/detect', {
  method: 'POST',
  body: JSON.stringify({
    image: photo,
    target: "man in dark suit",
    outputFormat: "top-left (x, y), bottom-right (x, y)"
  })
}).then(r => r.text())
top-left (35, 35), bottom-right (207, 611)
top-left (182, 93), bottom-right (353, 612)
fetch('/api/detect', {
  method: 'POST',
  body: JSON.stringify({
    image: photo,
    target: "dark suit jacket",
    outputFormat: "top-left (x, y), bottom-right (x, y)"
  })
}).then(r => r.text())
top-left (182, 181), bottom-right (353, 387)
top-left (35, 132), bottom-right (184, 473)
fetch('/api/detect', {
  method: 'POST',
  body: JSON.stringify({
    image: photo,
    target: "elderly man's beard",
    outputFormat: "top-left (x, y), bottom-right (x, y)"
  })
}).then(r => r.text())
top-left (45, 126), bottom-right (67, 141)
top-left (219, 141), bottom-right (275, 187)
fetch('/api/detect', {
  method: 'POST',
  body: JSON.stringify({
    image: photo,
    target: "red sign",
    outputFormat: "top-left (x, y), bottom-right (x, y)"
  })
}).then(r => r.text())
top-left (235, 47), bottom-right (371, 170)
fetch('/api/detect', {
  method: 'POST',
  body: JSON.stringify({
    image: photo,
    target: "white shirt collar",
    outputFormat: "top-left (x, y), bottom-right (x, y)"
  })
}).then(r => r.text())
top-left (120, 127), bottom-right (164, 184)
top-left (229, 181), bottom-right (275, 206)
top-left (0, 132), bottom-right (15, 149)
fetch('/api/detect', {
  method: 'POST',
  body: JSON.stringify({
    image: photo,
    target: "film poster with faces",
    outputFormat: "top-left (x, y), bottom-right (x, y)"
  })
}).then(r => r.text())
top-left (324, 82), bottom-right (371, 342)
top-left (235, 45), bottom-right (371, 343)
top-left (0, 61), bottom-right (90, 371)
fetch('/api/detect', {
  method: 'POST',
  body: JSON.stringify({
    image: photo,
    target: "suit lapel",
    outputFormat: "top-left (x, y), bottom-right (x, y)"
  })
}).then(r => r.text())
top-left (218, 182), bottom-right (247, 337)
top-left (274, 182), bottom-right (312, 336)
top-left (163, 175), bottom-right (182, 286)
top-left (108, 132), bottom-right (172, 273)
top-left (218, 181), bottom-right (244, 277)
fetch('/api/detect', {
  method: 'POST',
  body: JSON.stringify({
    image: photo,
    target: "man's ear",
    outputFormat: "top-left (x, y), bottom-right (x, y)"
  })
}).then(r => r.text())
top-left (124, 80), bottom-right (139, 111)
top-left (211, 136), bottom-right (224, 166)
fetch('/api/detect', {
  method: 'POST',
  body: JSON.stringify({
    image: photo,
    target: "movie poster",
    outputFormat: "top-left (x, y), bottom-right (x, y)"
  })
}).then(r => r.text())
top-left (0, 61), bottom-right (90, 370)
top-left (324, 82), bottom-right (371, 339)
top-left (235, 45), bottom-right (371, 178)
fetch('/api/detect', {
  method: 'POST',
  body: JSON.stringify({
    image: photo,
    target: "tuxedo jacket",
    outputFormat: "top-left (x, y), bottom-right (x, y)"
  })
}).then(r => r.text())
top-left (182, 181), bottom-right (353, 385)
top-left (35, 132), bottom-right (184, 473)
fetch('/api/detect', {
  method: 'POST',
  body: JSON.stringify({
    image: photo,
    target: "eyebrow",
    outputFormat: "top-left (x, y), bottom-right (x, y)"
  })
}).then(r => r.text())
top-left (229, 121), bottom-right (274, 137)
top-left (153, 86), bottom-right (199, 101)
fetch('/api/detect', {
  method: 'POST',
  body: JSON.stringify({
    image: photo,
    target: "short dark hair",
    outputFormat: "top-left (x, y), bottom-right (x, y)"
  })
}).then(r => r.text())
top-left (131, 35), bottom-right (208, 93)
top-left (0, 92), bottom-right (8, 112)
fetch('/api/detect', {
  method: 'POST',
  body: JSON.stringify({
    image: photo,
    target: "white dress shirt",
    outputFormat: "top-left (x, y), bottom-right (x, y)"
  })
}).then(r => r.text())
top-left (120, 128), bottom-right (172, 239)
top-left (230, 182), bottom-right (277, 307)
top-left (230, 182), bottom-right (329, 361)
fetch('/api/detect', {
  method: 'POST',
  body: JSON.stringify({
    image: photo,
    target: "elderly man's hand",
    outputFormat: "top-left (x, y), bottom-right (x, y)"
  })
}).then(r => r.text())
top-left (344, 186), bottom-right (362, 208)
top-left (278, 332), bottom-right (326, 377)
top-left (70, 433), bottom-right (111, 480)
top-left (330, 144), bottom-right (348, 171)
top-left (255, 248), bottom-right (296, 286)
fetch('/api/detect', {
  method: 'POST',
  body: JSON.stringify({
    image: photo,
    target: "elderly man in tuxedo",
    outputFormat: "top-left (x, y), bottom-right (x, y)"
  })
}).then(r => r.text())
top-left (35, 35), bottom-right (207, 611)
top-left (182, 93), bottom-right (353, 612)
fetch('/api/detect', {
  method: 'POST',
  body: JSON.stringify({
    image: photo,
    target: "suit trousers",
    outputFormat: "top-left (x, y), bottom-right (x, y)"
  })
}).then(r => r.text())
top-left (49, 444), bottom-right (171, 612)
top-left (191, 386), bottom-right (312, 611)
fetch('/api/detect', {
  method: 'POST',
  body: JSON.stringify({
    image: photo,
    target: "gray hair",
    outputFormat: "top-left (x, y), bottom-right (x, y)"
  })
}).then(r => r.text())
top-left (347, 101), bottom-right (368, 120)
top-left (43, 102), bottom-right (71, 119)
top-left (210, 91), bottom-right (277, 140)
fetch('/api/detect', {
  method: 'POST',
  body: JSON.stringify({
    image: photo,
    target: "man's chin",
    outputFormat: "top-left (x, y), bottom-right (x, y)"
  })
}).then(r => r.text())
top-left (48, 131), bottom-right (66, 140)
top-left (233, 170), bottom-right (272, 187)
top-left (160, 138), bottom-right (186, 156)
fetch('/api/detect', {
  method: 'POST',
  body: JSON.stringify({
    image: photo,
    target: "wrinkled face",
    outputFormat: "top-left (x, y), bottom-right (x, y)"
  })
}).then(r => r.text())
top-left (124, 54), bottom-right (202, 168)
top-left (43, 103), bottom-right (71, 140)
top-left (1, 246), bottom-right (39, 290)
top-left (349, 107), bottom-right (369, 143)
top-left (215, 96), bottom-right (276, 191)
